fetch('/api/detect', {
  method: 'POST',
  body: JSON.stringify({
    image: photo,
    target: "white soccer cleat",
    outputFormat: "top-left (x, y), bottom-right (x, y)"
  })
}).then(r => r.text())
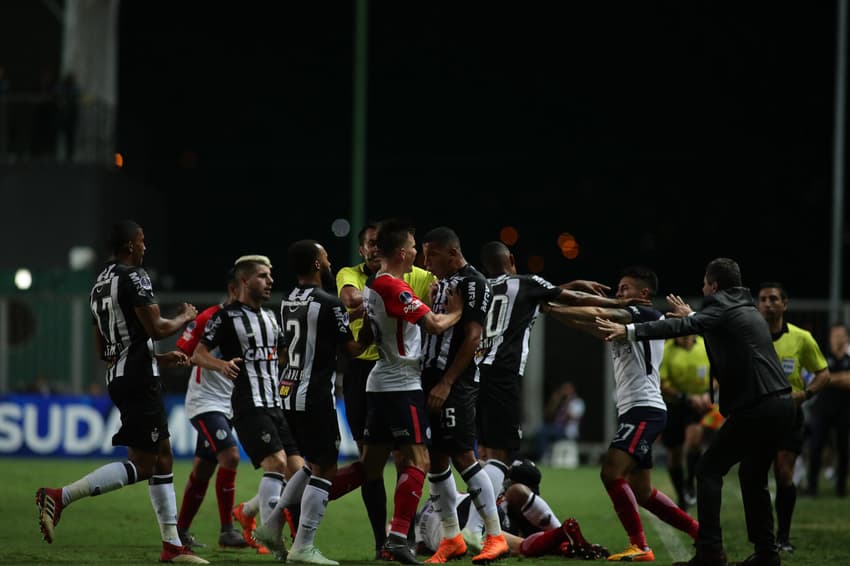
top-left (252, 524), bottom-right (288, 561)
top-left (286, 545), bottom-right (339, 565)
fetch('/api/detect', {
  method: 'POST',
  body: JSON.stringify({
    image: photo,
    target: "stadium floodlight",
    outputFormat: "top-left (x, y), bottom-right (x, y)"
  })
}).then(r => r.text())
top-left (14, 268), bottom-right (32, 290)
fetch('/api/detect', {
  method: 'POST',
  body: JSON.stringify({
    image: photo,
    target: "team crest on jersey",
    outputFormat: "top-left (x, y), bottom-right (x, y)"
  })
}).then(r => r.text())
top-left (399, 291), bottom-right (413, 304)
top-left (227, 310), bottom-right (243, 318)
top-left (130, 271), bottom-right (153, 295)
top-left (261, 432), bottom-right (271, 444)
top-left (216, 428), bottom-right (228, 440)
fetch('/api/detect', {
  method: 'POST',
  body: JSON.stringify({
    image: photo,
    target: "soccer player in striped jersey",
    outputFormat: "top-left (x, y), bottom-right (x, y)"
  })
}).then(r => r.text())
top-left (545, 266), bottom-right (699, 562)
top-left (174, 268), bottom-right (267, 553)
top-left (420, 227), bottom-right (510, 565)
top-left (336, 222), bottom-right (436, 557)
top-left (475, 242), bottom-right (632, 488)
top-left (757, 282), bottom-right (830, 554)
top-left (36, 219), bottom-right (206, 564)
top-left (191, 254), bottom-right (299, 560)
top-left (256, 239), bottom-right (374, 566)
top-left (361, 219), bottom-right (463, 565)
top-left (658, 335), bottom-right (712, 512)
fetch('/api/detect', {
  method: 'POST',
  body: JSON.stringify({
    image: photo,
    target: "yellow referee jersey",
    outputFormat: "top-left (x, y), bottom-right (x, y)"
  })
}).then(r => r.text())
top-left (771, 322), bottom-right (828, 392)
top-left (336, 263), bottom-right (436, 361)
top-left (660, 336), bottom-right (711, 395)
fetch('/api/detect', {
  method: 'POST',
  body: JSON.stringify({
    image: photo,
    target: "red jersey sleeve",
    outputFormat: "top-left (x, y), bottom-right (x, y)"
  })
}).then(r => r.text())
top-left (372, 275), bottom-right (431, 324)
top-left (177, 305), bottom-right (220, 356)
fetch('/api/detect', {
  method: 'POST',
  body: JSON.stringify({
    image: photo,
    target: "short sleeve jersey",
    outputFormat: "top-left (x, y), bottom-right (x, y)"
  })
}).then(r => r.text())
top-left (611, 305), bottom-right (667, 415)
top-left (177, 304), bottom-right (234, 420)
top-left (478, 274), bottom-right (562, 376)
top-left (200, 302), bottom-right (283, 417)
top-left (771, 323), bottom-right (828, 392)
top-left (337, 263), bottom-right (436, 361)
top-left (422, 264), bottom-right (491, 382)
top-left (90, 261), bottom-right (158, 383)
top-left (363, 273), bottom-right (431, 391)
top-left (659, 336), bottom-right (711, 395)
top-left (280, 285), bottom-right (354, 411)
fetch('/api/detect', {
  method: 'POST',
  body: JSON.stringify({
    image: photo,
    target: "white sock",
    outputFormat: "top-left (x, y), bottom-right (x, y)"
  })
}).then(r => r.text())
top-left (259, 472), bottom-right (286, 529)
top-left (63, 461), bottom-right (137, 505)
top-left (149, 474), bottom-right (180, 545)
top-left (482, 460), bottom-right (507, 496)
top-left (522, 492), bottom-right (560, 529)
top-left (462, 463), bottom-right (501, 536)
top-left (241, 494), bottom-right (260, 517)
top-left (429, 467), bottom-right (460, 538)
top-left (281, 466), bottom-right (312, 507)
top-left (292, 476), bottom-right (331, 551)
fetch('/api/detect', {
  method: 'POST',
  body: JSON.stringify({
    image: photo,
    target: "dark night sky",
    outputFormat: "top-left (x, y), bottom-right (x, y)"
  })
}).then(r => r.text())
top-left (115, 3), bottom-right (848, 298)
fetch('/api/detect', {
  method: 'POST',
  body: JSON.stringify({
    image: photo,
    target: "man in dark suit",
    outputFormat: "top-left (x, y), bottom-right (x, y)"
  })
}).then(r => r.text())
top-left (597, 258), bottom-right (803, 566)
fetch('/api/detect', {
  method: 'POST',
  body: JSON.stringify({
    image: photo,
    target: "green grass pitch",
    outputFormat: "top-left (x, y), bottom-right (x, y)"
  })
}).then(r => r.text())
top-left (6, 457), bottom-right (849, 565)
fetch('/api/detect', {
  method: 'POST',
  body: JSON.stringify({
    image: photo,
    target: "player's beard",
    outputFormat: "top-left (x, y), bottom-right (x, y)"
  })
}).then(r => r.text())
top-left (320, 266), bottom-right (336, 293)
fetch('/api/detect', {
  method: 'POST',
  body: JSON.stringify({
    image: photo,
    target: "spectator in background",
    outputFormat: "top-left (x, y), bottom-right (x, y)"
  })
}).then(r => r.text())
top-left (55, 73), bottom-right (80, 161)
top-left (536, 382), bottom-right (586, 461)
top-left (805, 322), bottom-right (850, 497)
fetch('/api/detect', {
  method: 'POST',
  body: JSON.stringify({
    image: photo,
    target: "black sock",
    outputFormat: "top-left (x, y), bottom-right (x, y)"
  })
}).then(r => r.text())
top-left (775, 483), bottom-right (797, 542)
top-left (686, 450), bottom-right (701, 493)
top-left (362, 477), bottom-right (387, 550)
top-left (669, 466), bottom-right (685, 502)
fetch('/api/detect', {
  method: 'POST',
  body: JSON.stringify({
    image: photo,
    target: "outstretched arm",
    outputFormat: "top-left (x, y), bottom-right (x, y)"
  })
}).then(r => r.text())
top-left (545, 304), bottom-right (632, 339)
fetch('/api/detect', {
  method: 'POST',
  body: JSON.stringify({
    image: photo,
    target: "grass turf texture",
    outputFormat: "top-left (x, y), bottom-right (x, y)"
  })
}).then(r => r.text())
top-left (7, 457), bottom-right (849, 564)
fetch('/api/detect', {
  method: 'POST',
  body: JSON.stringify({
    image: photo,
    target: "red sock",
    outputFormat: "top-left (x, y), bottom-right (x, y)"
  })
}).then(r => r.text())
top-left (215, 466), bottom-right (237, 528)
top-left (605, 478), bottom-right (646, 548)
top-left (519, 526), bottom-right (567, 557)
top-left (389, 466), bottom-right (425, 537)
top-left (329, 461), bottom-right (365, 501)
top-left (641, 488), bottom-right (699, 540)
top-left (177, 472), bottom-right (209, 530)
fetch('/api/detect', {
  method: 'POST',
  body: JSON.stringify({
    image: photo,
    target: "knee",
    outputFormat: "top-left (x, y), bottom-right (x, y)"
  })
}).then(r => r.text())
top-left (504, 483), bottom-right (531, 511)
top-left (218, 448), bottom-right (240, 470)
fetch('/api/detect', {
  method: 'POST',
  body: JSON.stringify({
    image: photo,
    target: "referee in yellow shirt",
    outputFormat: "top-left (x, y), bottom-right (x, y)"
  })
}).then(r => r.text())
top-left (757, 282), bottom-right (830, 554)
top-left (335, 222), bottom-right (436, 557)
top-left (659, 334), bottom-right (711, 511)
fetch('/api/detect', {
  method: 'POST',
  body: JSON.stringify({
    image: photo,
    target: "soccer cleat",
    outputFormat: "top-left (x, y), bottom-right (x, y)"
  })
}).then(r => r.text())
top-left (218, 526), bottom-right (248, 548)
top-left (728, 551), bottom-right (780, 566)
top-left (286, 545), bottom-right (340, 565)
top-left (178, 528), bottom-right (208, 549)
top-left (460, 526), bottom-right (483, 553)
top-left (471, 533), bottom-right (509, 564)
top-left (561, 517), bottom-right (610, 559)
top-left (159, 541), bottom-right (210, 564)
top-left (233, 503), bottom-right (270, 554)
top-left (777, 539), bottom-right (795, 554)
top-left (381, 533), bottom-right (423, 565)
top-left (36, 487), bottom-right (64, 544)
top-left (607, 544), bottom-right (655, 562)
top-left (253, 524), bottom-right (288, 561)
top-left (425, 533), bottom-right (467, 563)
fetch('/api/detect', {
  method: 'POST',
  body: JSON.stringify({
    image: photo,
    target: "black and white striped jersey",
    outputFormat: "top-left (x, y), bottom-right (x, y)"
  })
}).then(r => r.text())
top-left (201, 301), bottom-right (283, 417)
top-left (477, 274), bottom-right (562, 376)
top-left (422, 264), bottom-right (491, 381)
top-left (90, 261), bottom-right (159, 383)
top-left (280, 285), bottom-right (354, 412)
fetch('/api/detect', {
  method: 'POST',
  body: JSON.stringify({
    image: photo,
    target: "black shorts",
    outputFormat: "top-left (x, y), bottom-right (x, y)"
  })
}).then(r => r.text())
top-left (108, 375), bottom-right (169, 453)
top-left (363, 390), bottom-right (431, 447)
top-left (342, 357), bottom-right (376, 442)
top-left (285, 408), bottom-right (341, 467)
top-left (191, 412), bottom-right (238, 462)
top-left (777, 405), bottom-right (805, 454)
top-left (423, 369), bottom-right (478, 454)
top-left (661, 398), bottom-right (705, 448)
top-left (476, 365), bottom-right (522, 451)
top-left (233, 407), bottom-right (300, 468)
top-left (610, 406), bottom-right (667, 469)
